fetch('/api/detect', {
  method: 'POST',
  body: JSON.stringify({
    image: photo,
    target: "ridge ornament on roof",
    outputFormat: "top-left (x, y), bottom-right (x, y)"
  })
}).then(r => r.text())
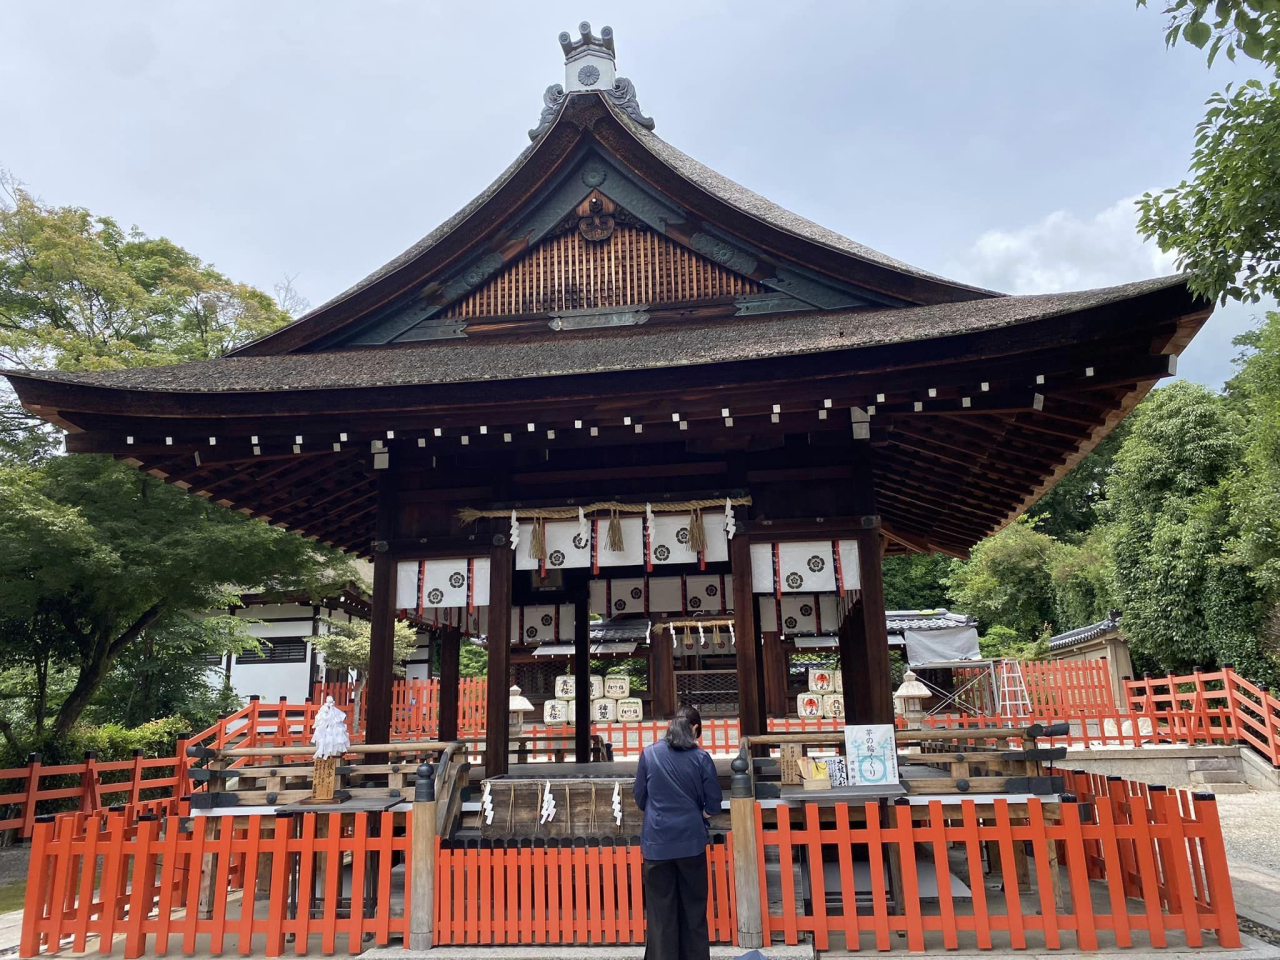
top-left (529, 22), bottom-right (654, 142)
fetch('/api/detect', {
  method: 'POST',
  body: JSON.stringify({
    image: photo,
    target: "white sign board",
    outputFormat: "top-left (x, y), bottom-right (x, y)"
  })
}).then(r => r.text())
top-left (843, 724), bottom-right (900, 786)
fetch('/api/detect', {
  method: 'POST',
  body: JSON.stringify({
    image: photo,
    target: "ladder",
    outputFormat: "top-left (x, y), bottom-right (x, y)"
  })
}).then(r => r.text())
top-left (998, 660), bottom-right (1033, 719)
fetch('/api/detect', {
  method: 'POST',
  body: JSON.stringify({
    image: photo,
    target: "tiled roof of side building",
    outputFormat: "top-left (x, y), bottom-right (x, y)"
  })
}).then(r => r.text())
top-left (1048, 613), bottom-right (1122, 651)
top-left (884, 609), bottom-right (978, 632)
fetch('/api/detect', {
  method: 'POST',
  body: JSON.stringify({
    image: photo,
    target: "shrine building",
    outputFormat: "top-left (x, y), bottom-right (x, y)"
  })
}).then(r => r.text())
top-left (5, 23), bottom-right (1210, 781)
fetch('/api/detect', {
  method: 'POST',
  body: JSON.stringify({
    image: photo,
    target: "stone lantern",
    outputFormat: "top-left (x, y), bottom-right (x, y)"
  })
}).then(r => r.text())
top-left (893, 671), bottom-right (930, 728)
top-left (508, 684), bottom-right (534, 735)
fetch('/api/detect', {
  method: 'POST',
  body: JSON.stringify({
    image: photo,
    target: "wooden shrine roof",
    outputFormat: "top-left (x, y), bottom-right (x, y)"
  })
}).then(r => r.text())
top-left (0, 47), bottom-right (1216, 558)
top-left (10, 277), bottom-right (1184, 395)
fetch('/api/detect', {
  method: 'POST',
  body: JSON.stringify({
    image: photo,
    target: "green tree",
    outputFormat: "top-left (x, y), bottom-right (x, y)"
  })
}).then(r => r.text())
top-left (1026, 421), bottom-right (1132, 541)
top-left (881, 553), bottom-right (954, 611)
top-left (944, 519), bottom-right (1059, 642)
top-left (312, 617), bottom-right (417, 733)
top-left (1136, 1), bottom-right (1280, 304)
top-left (1048, 527), bottom-right (1117, 630)
top-left (0, 454), bottom-right (351, 753)
top-left (458, 642), bottom-right (489, 678)
top-left (1104, 381), bottom-right (1271, 678)
top-left (0, 172), bottom-right (289, 460)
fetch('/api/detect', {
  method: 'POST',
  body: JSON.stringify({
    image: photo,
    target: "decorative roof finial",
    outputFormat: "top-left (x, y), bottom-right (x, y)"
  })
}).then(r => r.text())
top-left (562, 22), bottom-right (616, 93)
top-left (529, 23), bottom-right (655, 142)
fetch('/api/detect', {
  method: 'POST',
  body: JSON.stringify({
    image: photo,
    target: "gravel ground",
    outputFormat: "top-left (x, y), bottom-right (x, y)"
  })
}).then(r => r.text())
top-left (0, 846), bottom-right (27, 890)
top-left (1215, 792), bottom-right (1280, 875)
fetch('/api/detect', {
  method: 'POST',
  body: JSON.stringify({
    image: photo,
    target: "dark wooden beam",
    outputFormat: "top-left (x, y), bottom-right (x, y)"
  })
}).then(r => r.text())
top-left (438, 625), bottom-right (461, 742)
top-left (573, 575), bottom-right (592, 763)
top-left (730, 533), bottom-right (763, 738)
top-left (485, 543), bottom-right (513, 778)
top-left (364, 471), bottom-right (398, 748)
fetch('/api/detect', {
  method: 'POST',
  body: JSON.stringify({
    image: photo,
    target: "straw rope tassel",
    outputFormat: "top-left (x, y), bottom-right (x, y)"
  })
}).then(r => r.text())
top-left (606, 507), bottom-right (624, 553)
top-left (688, 506), bottom-right (707, 553)
top-left (529, 517), bottom-right (547, 560)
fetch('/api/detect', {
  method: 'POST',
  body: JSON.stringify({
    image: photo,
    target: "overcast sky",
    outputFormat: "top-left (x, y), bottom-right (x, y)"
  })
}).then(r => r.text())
top-left (3, 1), bottom-right (1272, 388)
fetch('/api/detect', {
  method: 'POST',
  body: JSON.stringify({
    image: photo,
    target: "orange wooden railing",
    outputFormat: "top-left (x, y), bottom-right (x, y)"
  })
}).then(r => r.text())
top-left (434, 834), bottom-right (736, 946)
top-left (0, 701), bottom-right (259, 839)
top-left (21, 807), bottom-right (409, 958)
top-left (1126, 667), bottom-right (1280, 766)
top-left (312, 678), bottom-right (488, 738)
top-left (756, 772), bottom-right (1239, 951)
top-left (21, 771), bottom-right (1237, 955)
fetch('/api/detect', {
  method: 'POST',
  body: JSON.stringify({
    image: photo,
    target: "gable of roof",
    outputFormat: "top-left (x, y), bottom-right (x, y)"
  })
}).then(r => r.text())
top-left (231, 92), bottom-right (995, 358)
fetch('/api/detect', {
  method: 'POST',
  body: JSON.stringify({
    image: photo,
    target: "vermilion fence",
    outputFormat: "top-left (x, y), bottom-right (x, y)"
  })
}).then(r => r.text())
top-left (756, 772), bottom-right (1239, 951)
top-left (434, 835), bottom-right (736, 946)
top-left (313, 678), bottom-right (488, 738)
top-left (20, 772), bottom-right (1238, 955)
top-left (21, 808), bottom-right (409, 958)
top-left (4, 661), bottom-right (1278, 840)
top-left (1126, 667), bottom-right (1280, 766)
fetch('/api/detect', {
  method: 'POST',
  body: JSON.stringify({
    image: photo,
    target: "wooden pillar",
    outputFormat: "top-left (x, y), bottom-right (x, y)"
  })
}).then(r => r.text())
top-left (761, 632), bottom-right (789, 718)
top-left (843, 440), bottom-right (893, 725)
top-left (438, 625), bottom-right (461, 742)
top-left (573, 575), bottom-right (593, 763)
top-left (650, 624), bottom-right (676, 719)
top-left (485, 543), bottom-right (513, 778)
top-left (409, 763), bottom-right (438, 949)
top-left (730, 534), bottom-right (764, 738)
top-left (855, 528), bottom-right (893, 723)
top-left (729, 755), bottom-right (763, 948)
top-left (365, 471), bottom-right (398, 747)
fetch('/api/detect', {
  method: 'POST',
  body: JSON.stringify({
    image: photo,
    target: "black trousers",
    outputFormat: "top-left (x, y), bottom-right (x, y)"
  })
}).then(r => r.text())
top-left (643, 852), bottom-right (710, 960)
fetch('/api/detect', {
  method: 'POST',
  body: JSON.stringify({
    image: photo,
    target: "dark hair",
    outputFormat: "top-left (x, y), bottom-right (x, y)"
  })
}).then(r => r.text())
top-left (664, 704), bottom-right (702, 750)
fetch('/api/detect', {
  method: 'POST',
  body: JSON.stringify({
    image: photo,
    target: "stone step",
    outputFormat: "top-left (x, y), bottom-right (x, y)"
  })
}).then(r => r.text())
top-left (1195, 782), bottom-right (1252, 794)
top-left (1188, 757), bottom-right (1242, 772)
top-left (1191, 770), bottom-right (1247, 784)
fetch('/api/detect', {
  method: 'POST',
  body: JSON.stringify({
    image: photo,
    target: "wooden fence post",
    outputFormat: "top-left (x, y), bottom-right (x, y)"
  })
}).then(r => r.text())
top-left (410, 762), bottom-right (438, 950)
top-left (82, 751), bottom-right (99, 814)
top-left (729, 752), bottom-right (763, 949)
top-left (21, 753), bottom-right (42, 840)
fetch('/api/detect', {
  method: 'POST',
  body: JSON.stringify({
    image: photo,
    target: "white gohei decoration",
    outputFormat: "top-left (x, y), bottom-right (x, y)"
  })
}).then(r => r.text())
top-left (510, 510), bottom-right (520, 552)
top-left (578, 507), bottom-right (590, 546)
top-left (311, 696), bottom-right (350, 760)
top-left (482, 781), bottom-right (495, 825)
top-left (539, 781), bottom-right (557, 823)
top-left (698, 622), bottom-right (707, 648)
top-left (612, 781), bottom-right (623, 826)
top-left (728, 623), bottom-right (736, 647)
top-left (724, 498), bottom-right (736, 539)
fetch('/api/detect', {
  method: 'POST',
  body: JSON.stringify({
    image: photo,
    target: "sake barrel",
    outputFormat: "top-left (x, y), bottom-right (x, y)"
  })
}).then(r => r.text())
top-left (808, 667), bottom-right (834, 692)
top-left (604, 675), bottom-right (631, 699)
top-left (797, 693), bottom-right (823, 718)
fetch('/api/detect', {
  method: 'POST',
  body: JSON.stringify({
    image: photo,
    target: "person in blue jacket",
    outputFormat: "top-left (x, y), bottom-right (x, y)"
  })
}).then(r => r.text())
top-left (633, 703), bottom-right (722, 960)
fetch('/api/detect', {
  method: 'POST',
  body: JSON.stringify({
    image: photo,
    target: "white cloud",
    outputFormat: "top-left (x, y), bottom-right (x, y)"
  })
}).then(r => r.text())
top-left (946, 196), bottom-right (1177, 295)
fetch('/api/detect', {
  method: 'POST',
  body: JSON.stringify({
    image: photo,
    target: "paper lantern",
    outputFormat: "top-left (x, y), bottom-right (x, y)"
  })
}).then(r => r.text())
top-left (605, 675), bottom-right (631, 699)
top-left (808, 667), bottom-right (835, 692)
top-left (543, 699), bottom-right (570, 724)
top-left (554, 675), bottom-right (575, 701)
top-left (822, 694), bottom-right (845, 720)
top-left (617, 698), bottom-right (643, 721)
top-left (797, 693), bottom-right (823, 718)
top-left (592, 698), bottom-right (617, 722)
